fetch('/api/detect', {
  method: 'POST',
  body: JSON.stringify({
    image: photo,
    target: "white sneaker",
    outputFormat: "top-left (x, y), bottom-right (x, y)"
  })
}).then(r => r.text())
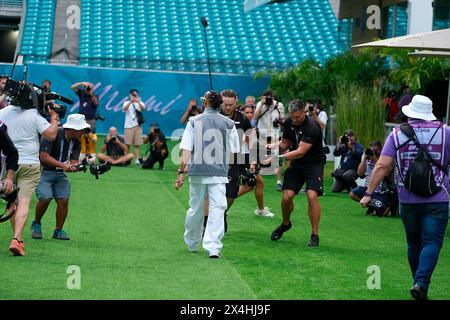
top-left (255, 207), bottom-right (275, 218)
top-left (135, 159), bottom-right (141, 165)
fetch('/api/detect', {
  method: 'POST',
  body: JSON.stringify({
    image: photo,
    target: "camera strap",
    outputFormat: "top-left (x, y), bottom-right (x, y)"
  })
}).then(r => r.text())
top-left (59, 139), bottom-right (74, 164)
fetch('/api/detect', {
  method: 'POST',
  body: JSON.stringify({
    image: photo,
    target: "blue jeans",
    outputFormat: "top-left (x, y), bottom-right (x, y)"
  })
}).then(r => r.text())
top-left (400, 202), bottom-right (448, 290)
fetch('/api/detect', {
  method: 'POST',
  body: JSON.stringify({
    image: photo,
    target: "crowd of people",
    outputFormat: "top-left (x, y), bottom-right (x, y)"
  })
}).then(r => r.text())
top-left (0, 75), bottom-right (448, 300)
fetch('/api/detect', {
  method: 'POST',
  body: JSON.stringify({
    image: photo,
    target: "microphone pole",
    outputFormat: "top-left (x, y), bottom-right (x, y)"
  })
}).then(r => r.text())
top-left (201, 16), bottom-right (213, 91)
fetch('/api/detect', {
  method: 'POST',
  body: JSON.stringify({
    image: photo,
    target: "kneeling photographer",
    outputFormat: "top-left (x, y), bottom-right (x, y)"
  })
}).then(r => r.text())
top-left (141, 124), bottom-right (169, 170)
top-left (331, 130), bottom-right (364, 193)
top-left (31, 114), bottom-right (89, 241)
top-left (97, 127), bottom-right (134, 166)
top-left (349, 141), bottom-right (397, 217)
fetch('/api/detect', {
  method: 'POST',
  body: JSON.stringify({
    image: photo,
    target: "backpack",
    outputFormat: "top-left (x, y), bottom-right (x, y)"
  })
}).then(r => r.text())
top-left (397, 123), bottom-right (446, 197)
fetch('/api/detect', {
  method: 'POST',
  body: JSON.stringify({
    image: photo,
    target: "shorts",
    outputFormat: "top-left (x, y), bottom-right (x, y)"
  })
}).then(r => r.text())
top-left (283, 163), bottom-right (324, 196)
top-left (124, 126), bottom-right (143, 145)
top-left (36, 170), bottom-right (71, 200)
top-left (351, 186), bottom-right (367, 198)
top-left (13, 164), bottom-right (41, 199)
top-left (226, 165), bottom-right (245, 199)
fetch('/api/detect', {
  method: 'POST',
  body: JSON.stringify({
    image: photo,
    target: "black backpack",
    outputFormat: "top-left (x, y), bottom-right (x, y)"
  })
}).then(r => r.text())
top-left (397, 123), bottom-right (446, 197)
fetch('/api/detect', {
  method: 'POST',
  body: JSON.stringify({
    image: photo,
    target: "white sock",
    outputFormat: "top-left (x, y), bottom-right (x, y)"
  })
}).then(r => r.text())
top-left (277, 180), bottom-right (281, 185)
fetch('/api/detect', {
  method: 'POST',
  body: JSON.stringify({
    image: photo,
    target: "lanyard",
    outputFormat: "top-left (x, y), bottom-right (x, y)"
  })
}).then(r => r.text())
top-left (59, 138), bottom-right (74, 163)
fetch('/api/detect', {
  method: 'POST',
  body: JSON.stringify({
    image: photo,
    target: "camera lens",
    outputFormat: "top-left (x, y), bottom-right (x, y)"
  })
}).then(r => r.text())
top-left (365, 148), bottom-right (373, 157)
top-left (340, 135), bottom-right (349, 145)
top-left (308, 106), bottom-right (314, 112)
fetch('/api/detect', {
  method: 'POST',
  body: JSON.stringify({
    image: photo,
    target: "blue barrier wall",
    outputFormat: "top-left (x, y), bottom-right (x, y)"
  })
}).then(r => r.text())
top-left (17, 64), bottom-right (270, 135)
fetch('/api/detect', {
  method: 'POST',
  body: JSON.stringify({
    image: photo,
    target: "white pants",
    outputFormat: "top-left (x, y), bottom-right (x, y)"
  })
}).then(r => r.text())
top-left (184, 182), bottom-right (227, 255)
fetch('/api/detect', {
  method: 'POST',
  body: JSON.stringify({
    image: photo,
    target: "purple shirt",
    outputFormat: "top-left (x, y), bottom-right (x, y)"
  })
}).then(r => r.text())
top-left (382, 120), bottom-right (450, 204)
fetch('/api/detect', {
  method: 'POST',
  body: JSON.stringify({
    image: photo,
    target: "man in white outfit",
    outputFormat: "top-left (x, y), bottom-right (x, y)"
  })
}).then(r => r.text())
top-left (175, 90), bottom-right (240, 258)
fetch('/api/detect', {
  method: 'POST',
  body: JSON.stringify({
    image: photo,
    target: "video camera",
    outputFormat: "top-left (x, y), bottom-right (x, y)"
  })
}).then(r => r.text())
top-left (95, 113), bottom-right (105, 121)
top-left (240, 168), bottom-right (257, 187)
top-left (365, 148), bottom-right (374, 157)
top-left (3, 77), bottom-right (72, 118)
top-left (0, 183), bottom-right (19, 223)
top-left (75, 159), bottom-right (111, 179)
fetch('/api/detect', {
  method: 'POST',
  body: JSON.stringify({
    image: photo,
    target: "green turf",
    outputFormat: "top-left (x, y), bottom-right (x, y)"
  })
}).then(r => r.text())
top-left (0, 140), bottom-right (449, 300)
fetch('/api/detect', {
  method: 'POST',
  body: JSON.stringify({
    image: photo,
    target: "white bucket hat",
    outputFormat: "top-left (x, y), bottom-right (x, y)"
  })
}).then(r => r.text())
top-left (63, 114), bottom-right (90, 131)
top-left (402, 95), bottom-right (436, 121)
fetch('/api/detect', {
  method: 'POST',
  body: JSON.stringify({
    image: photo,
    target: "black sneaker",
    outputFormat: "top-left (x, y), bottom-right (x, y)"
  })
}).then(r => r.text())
top-left (410, 284), bottom-right (428, 300)
top-left (271, 222), bottom-right (292, 241)
top-left (308, 234), bottom-right (320, 247)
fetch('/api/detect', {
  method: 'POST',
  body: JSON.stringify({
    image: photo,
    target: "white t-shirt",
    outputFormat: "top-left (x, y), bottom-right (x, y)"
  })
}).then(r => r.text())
top-left (0, 105), bottom-right (50, 164)
top-left (123, 101), bottom-right (145, 129)
top-left (254, 100), bottom-right (285, 139)
top-left (181, 120), bottom-right (240, 184)
top-left (318, 110), bottom-right (328, 139)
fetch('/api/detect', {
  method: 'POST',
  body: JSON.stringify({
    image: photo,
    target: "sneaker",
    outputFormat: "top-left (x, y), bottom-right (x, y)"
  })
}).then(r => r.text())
top-left (135, 159), bottom-right (141, 165)
top-left (31, 220), bottom-right (43, 239)
top-left (9, 238), bottom-right (25, 256)
top-left (271, 222), bottom-right (292, 241)
top-left (53, 229), bottom-right (70, 240)
top-left (276, 182), bottom-right (283, 192)
top-left (410, 284), bottom-right (428, 300)
top-left (255, 207), bottom-right (275, 218)
top-left (209, 253), bottom-right (221, 259)
top-left (308, 234), bottom-right (320, 247)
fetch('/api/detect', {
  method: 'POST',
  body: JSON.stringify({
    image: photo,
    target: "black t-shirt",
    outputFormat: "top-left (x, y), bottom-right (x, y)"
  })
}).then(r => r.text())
top-left (222, 110), bottom-right (252, 166)
top-left (282, 116), bottom-right (325, 168)
top-left (77, 88), bottom-right (99, 120)
top-left (105, 136), bottom-right (126, 157)
top-left (40, 127), bottom-right (81, 171)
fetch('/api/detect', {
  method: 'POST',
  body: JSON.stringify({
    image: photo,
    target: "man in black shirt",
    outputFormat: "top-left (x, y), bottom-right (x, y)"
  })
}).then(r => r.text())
top-left (71, 81), bottom-right (99, 133)
top-left (31, 114), bottom-right (89, 241)
top-left (269, 99), bottom-right (326, 247)
top-left (141, 124), bottom-right (169, 170)
top-left (98, 127), bottom-right (134, 166)
top-left (0, 120), bottom-right (19, 201)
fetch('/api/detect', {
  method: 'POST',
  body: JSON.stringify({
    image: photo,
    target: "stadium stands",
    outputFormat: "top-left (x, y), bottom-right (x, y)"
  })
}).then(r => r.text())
top-left (22, 0), bottom-right (346, 74)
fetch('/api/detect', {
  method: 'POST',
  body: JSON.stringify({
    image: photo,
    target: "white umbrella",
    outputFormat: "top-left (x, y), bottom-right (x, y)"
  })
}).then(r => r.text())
top-left (353, 28), bottom-right (450, 51)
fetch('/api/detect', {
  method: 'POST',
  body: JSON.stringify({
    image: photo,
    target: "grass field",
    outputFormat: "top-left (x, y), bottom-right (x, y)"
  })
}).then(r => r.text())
top-left (0, 140), bottom-right (449, 300)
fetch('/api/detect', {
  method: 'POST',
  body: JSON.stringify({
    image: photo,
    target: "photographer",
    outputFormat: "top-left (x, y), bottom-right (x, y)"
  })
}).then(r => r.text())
top-left (349, 140), bottom-right (395, 216)
top-left (308, 99), bottom-right (328, 143)
top-left (30, 114), bottom-right (89, 241)
top-left (123, 89), bottom-right (145, 165)
top-left (180, 98), bottom-right (201, 125)
top-left (269, 99), bottom-right (326, 247)
top-left (97, 127), bottom-right (133, 166)
top-left (331, 129), bottom-right (364, 193)
top-left (79, 127), bottom-right (97, 164)
top-left (238, 104), bottom-right (275, 219)
top-left (71, 81), bottom-right (99, 133)
top-left (253, 89), bottom-right (285, 190)
top-left (0, 74), bottom-right (9, 110)
top-left (141, 124), bottom-right (168, 170)
top-left (0, 102), bottom-right (59, 256)
top-left (175, 90), bottom-right (240, 258)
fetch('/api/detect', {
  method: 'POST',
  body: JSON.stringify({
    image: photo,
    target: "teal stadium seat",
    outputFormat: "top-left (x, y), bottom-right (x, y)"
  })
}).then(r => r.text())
top-left (21, 0), bottom-right (345, 73)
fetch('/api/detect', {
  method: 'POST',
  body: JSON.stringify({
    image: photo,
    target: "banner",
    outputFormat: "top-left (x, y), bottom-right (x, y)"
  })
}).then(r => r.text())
top-left (51, 0), bottom-right (81, 63)
top-left (26, 64), bottom-right (270, 136)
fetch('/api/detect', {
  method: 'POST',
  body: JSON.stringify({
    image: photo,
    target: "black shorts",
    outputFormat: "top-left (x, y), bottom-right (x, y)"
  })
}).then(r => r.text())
top-left (283, 163), bottom-right (324, 196)
top-left (226, 165), bottom-right (243, 199)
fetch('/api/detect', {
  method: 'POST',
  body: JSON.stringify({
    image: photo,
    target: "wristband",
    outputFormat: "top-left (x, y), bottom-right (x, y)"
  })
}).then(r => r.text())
top-left (364, 191), bottom-right (373, 197)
